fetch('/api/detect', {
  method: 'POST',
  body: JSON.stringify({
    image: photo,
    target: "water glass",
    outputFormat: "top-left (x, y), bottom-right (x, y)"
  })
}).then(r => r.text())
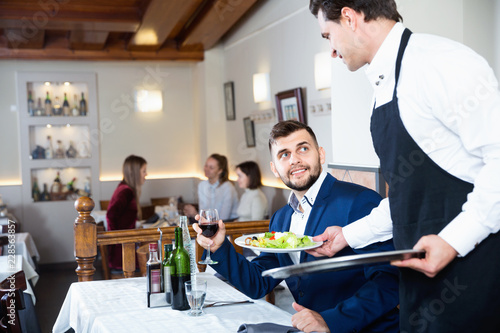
top-left (184, 280), bottom-right (207, 316)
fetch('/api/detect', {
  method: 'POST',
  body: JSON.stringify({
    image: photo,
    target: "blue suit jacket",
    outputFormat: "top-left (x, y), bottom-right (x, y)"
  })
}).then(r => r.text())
top-left (210, 174), bottom-right (399, 333)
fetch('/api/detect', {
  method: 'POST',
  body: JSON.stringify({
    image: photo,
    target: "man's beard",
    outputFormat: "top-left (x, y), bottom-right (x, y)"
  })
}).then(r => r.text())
top-left (281, 161), bottom-right (321, 192)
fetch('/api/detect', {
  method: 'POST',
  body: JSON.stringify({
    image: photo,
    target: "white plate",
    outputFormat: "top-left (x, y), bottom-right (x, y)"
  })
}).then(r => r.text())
top-left (234, 233), bottom-right (322, 253)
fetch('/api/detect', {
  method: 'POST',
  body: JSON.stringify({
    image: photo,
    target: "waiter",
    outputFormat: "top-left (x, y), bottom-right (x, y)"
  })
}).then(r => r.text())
top-left (307, 0), bottom-right (500, 332)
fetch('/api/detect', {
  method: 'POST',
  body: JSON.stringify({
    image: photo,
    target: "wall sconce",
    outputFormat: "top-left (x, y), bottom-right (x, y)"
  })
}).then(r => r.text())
top-left (253, 73), bottom-right (270, 103)
top-left (314, 52), bottom-right (332, 90)
top-left (134, 89), bottom-right (163, 112)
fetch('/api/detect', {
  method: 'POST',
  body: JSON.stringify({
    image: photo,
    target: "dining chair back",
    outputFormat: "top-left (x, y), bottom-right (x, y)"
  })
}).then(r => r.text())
top-left (0, 270), bottom-right (26, 333)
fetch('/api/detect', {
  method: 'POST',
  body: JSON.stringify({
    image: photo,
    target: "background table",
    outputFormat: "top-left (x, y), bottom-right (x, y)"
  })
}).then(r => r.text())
top-left (1, 232), bottom-right (40, 270)
top-left (53, 272), bottom-right (294, 333)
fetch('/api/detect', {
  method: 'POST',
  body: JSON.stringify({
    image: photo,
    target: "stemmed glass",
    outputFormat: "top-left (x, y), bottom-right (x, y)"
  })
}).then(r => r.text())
top-left (198, 208), bottom-right (219, 265)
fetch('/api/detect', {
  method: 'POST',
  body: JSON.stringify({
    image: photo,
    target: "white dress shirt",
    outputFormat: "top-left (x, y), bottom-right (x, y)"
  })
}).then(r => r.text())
top-left (198, 180), bottom-right (239, 221)
top-left (236, 188), bottom-right (268, 221)
top-left (343, 23), bottom-right (500, 256)
top-left (288, 171), bottom-right (328, 264)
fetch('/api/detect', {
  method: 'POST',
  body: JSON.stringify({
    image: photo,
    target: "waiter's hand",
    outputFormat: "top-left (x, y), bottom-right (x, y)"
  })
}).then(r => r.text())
top-left (306, 226), bottom-right (347, 257)
top-left (392, 234), bottom-right (458, 278)
top-left (192, 217), bottom-right (226, 253)
top-left (291, 302), bottom-right (330, 333)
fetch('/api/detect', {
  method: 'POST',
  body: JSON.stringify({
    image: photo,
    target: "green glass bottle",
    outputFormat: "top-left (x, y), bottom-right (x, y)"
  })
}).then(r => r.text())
top-left (171, 227), bottom-right (190, 310)
top-left (32, 177), bottom-right (40, 202)
top-left (162, 243), bottom-right (174, 304)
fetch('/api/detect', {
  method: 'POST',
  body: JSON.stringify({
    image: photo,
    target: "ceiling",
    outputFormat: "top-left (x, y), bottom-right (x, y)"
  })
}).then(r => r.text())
top-left (0, 0), bottom-right (261, 61)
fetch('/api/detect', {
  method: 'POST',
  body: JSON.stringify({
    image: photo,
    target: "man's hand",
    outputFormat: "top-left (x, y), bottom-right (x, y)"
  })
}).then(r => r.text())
top-left (192, 218), bottom-right (226, 253)
top-left (306, 226), bottom-right (348, 257)
top-left (291, 302), bottom-right (330, 333)
top-left (391, 234), bottom-right (458, 278)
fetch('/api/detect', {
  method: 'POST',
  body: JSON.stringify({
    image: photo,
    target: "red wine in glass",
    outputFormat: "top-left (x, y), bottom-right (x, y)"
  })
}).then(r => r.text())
top-left (200, 223), bottom-right (219, 237)
top-left (198, 208), bottom-right (219, 265)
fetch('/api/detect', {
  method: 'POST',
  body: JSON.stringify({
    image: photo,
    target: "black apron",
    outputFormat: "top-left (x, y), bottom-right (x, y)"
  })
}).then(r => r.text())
top-left (370, 28), bottom-right (500, 332)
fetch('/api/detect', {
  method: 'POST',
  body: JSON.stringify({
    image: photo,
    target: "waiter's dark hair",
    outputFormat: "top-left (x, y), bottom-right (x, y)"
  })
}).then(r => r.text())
top-left (269, 120), bottom-right (319, 152)
top-left (309, 0), bottom-right (402, 23)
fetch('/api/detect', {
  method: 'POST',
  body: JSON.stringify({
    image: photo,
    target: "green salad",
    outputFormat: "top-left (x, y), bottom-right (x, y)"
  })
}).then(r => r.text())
top-left (245, 231), bottom-right (315, 249)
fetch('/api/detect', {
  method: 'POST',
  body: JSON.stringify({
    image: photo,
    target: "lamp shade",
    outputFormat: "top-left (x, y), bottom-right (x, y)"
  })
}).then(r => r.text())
top-left (253, 73), bottom-right (270, 103)
top-left (314, 52), bottom-right (332, 90)
top-left (134, 90), bottom-right (163, 112)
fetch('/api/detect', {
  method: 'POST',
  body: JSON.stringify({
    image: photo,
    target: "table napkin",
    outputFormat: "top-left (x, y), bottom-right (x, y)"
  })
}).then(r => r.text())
top-left (237, 322), bottom-right (300, 333)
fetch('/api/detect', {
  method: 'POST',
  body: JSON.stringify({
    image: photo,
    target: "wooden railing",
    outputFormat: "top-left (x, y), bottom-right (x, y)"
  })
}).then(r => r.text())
top-left (74, 196), bottom-right (270, 282)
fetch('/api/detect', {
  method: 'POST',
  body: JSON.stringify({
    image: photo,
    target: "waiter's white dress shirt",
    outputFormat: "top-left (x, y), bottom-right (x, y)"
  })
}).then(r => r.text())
top-left (343, 22), bottom-right (500, 256)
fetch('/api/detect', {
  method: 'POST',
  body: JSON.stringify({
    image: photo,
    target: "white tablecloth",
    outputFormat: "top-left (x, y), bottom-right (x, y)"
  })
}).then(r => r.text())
top-left (0, 254), bottom-right (39, 304)
top-left (53, 272), bottom-right (293, 333)
top-left (1, 232), bottom-right (40, 270)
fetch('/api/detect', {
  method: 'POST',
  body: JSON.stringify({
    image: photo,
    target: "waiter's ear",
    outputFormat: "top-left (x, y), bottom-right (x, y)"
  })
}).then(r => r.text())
top-left (270, 161), bottom-right (280, 178)
top-left (341, 7), bottom-right (358, 31)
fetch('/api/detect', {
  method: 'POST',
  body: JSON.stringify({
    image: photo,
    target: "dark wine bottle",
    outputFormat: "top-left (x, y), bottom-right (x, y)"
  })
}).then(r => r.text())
top-left (63, 93), bottom-right (70, 116)
top-left (51, 171), bottom-right (62, 194)
top-left (171, 227), bottom-right (190, 310)
top-left (40, 183), bottom-right (51, 201)
top-left (162, 243), bottom-right (174, 304)
top-left (147, 243), bottom-right (161, 308)
top-left (32, 177), bottom-right (40, 202)
top-left (28, 90), bottom-right (34, 116)
top-left (45, 91), bottom-right (52, 116)
top-left (79, 92), bottom-right (87, 116)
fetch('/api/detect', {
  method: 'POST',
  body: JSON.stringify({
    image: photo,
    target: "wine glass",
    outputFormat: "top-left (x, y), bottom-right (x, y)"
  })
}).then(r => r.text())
top-left (198, 208), bottom-right (219, 265)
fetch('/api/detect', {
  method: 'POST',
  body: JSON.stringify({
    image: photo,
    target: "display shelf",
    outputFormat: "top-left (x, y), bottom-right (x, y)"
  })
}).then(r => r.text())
top-left (17, 72), bottom-right (99, 204)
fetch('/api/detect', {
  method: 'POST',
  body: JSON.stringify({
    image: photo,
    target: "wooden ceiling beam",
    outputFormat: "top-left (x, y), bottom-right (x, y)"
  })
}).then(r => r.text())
top-left (0, 19), bottom-right (140, 33)
top-left (0, 46), bottom-right (204, 61)
top-left (70, 31), bottom-right (109, 50)
top-left (179, 0), bottom-right (259, 50)
top-left (127, 0), bottom-right (203, 51)
top-left (3, 28), bottom-right (45, 49)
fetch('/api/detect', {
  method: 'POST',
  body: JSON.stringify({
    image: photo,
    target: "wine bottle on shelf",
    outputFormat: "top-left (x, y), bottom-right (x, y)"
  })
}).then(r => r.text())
top-left (71, 94), bottom-right (79, 116)
top-left (66, 177), bottom-right (76, 192)
top-left (53, 96), bottom-right (62, 116)
top-left (45, 135), bottom-right (54, 159)
top-left (40, 183), bottom-right (51, 201)
top-left (63, 93), bottom-right (70, 116)
top-left (28, 91), bottom-right (34, 116)
top-left (162, 243), bottom-right (174, 304)
top-left (66, 141), bottom-right (77, 158)
top-left (35, 97), bottom-right (43, 116)
top-left (45, 91), bottom-right (52, 116)
top-left (171, 227), bottom-right (190, 310)
top-left (79, 92), bottom-right (87, 116)
top-left (32, 177), bottom-right (40, 202)
top-left (180, 216), bottom-right (196, 279)
top-left (147, 243), bottom-right (162, 308)
top-left (51, 171), bottom-right (62, 194)
top-left (54, 140), bottom-right (65, 159)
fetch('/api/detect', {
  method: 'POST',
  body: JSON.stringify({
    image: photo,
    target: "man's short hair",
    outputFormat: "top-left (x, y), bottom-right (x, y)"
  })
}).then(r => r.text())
top-left (309, 0), bottom-right (402, 23)
top-left (269, 120), bottom-right (319, 152)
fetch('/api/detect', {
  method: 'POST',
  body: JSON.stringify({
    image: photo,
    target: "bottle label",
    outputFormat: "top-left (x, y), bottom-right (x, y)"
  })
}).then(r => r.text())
top-left (150, 269), bottom-right (161, 293)
top-left (163, 266), bottom-right (171, 292)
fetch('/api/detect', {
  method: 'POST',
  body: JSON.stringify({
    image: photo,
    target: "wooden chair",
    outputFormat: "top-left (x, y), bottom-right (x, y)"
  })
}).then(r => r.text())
top-left (73, 197), bottom-right (275, 302)
top-left (0, 271), bottom-right (26, 333)
top-left (99, 200), bottom-right (109, 210)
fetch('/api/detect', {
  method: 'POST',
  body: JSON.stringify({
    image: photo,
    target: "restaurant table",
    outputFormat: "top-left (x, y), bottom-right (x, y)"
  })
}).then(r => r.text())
top-left (1, 232), bottom-right (40, 270)
top-left (53, 272), bottom-right (295, 333)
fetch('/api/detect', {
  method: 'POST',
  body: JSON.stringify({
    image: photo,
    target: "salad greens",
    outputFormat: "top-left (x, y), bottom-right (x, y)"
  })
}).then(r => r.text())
top-left (247, 231), bottom-right (315, 249)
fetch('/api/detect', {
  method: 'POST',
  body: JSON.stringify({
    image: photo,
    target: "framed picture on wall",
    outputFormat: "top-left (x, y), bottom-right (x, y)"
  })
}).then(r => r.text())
top-left (243, 117), bottom-right (256, 147)
top-left (224, 81), bottom-right (236, 120)
top-left (275, 87), bottom-right (306, 124)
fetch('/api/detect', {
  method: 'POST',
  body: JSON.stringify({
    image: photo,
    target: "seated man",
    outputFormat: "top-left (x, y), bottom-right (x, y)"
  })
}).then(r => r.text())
top-left (194, 120), bottom-right (399, 333)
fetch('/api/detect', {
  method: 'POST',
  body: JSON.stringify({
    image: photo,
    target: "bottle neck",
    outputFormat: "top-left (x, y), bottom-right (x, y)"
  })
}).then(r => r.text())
top-left (175, 229), bottom-right (183, 248)
top-left (149, 250), bottom-right (159, 262)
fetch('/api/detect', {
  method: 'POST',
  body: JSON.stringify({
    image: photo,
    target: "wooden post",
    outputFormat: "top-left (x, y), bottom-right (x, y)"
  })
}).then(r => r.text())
top-left (74, 196), bottom-right (97, 282)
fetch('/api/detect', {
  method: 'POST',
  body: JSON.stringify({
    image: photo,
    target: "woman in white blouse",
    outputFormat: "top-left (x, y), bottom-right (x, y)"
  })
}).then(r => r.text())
top-left (235, 161), bottom-right (268, 221)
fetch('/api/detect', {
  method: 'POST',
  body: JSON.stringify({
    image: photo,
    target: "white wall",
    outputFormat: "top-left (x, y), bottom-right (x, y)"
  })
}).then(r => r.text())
top-left (218, 0), bottom-right (333, 186)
